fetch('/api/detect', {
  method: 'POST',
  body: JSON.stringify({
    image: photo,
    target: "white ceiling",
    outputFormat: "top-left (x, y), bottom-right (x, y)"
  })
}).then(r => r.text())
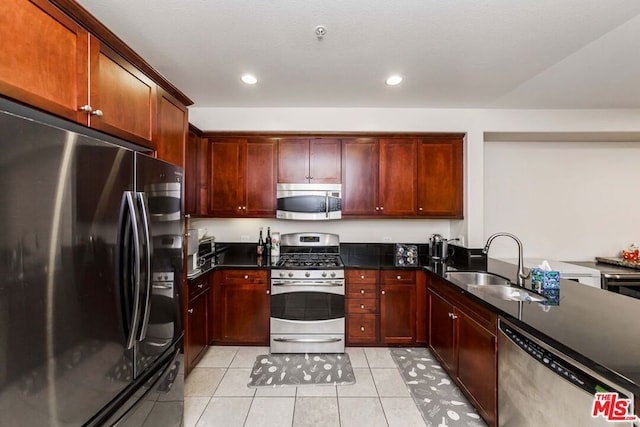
top-left (76, 0), bottom-right (640, 109)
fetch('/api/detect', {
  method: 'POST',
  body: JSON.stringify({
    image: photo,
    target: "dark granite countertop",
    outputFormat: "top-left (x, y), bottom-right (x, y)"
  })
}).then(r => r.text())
top-left (430, 258), bottom-right (640, 395)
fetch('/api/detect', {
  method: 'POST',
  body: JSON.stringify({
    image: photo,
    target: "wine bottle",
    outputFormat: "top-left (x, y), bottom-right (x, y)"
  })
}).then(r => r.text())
top-left (265, 227), bottom-right (272, 266)
top-left (257, 227), bottom-right (264, 266)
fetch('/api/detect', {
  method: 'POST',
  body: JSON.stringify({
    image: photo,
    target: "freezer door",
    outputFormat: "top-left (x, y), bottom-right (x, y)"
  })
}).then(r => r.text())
top-left (0, 109), bottom-right (136, 425)
top-left (134, 154), bottom-right (184, 377)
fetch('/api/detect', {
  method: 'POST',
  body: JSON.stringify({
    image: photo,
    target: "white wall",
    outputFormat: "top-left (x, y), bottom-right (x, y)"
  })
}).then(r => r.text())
top-left (189, 106), bottom-right (640, 252)
top-left (484, 140), bottom-right (640, 260)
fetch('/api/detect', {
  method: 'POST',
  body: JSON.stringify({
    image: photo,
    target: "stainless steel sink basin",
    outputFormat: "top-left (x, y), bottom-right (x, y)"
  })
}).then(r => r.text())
top-left (477, 285), bottom-right (547, 302)
top-left (445, 271), bottom-right (511, 287)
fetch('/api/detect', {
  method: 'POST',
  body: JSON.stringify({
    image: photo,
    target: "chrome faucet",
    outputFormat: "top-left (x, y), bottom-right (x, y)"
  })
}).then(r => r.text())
top-left (482, 232), bottom-right (530, 287)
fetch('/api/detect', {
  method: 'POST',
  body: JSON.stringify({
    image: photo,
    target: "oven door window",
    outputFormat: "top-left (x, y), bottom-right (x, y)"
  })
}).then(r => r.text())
top-left (271, 291), bottom-right (345, 321)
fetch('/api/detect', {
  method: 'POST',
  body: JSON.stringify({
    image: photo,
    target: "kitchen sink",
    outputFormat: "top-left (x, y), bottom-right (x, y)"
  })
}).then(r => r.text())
top-left (445, 271), bottom-right (512, 287)
top-left (477, 285), bottom-right (547, 302)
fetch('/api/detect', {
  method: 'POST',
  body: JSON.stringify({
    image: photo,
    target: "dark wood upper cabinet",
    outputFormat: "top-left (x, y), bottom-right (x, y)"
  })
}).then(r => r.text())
top-left (0, 0), bottom-right (89, 123)
top-left (417, 136), bottom-right (464, 218)
top-left (245, 138), bottom-right (277, 216)
top-left (342, 138), bottom-right (379, 216)
top-left (155, 87), bottom-right (188, 168)
top-left (209, 138), bottom-right (245, 216)
top-left (186, 128), bottom-right (209, 216)
top-left (379, 138), bottom-right (418, 216)
top-left (209, 137), bottom-right (276, 217)
top-left (278, 138), bottom-right (341, 183)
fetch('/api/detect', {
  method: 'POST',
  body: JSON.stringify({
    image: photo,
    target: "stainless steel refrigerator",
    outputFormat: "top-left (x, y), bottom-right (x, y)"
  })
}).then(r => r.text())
top-left (0, 98), bottom-right (184, 426)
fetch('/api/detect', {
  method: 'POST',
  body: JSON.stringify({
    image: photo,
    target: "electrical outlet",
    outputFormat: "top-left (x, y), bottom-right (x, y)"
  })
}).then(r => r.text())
top-left (240, 235), bottom-right (250, 242)
top-left (383, 236), bottom-right (393, 242)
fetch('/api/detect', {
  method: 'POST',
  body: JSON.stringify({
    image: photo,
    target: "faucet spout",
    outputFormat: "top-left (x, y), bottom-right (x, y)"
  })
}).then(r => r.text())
top-left (483, 232), bottom-right (530, 287)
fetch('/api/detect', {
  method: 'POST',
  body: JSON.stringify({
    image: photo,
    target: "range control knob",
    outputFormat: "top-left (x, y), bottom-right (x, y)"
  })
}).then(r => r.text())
top-left (288, 272), bottom-right (294, 278)
top-left (279, 272), bottom-right (285, 278)
top-left (322, 272), bottom-right (327, 278)
top-left (330, 272), bottom-right (336, 278)
top-left (305, 272), bottom-right (310, 278)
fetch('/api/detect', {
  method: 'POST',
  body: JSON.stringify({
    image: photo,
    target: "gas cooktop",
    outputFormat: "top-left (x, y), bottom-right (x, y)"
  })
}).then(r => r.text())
top-left (275, 253), bottom-right (343, 269)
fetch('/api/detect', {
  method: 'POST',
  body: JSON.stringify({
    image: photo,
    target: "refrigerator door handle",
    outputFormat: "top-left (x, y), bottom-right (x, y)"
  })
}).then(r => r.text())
top-left (122, 191), bottom-right (143, 350)
top-left (136, 191), bottom-right (153, 341)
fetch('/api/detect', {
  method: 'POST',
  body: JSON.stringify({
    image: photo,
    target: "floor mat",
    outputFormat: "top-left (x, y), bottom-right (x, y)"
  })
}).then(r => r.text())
top-left (247, 353), bottom-right (355, 387)
top-left (390, 347), bottom-right (487, 427)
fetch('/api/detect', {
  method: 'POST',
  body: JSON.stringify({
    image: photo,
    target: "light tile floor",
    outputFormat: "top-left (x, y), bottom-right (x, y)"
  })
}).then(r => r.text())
top-left (184, 346), bottom-right (428, 427)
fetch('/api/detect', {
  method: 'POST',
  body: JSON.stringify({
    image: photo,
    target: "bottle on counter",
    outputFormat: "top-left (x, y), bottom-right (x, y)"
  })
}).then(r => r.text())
top-left (257, 227), bottom-right (264, 266)
top-left (265, 227), bottom-right (272, 266)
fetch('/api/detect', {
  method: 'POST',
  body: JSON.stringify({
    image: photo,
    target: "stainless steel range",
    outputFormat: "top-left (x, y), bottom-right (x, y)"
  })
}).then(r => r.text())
top-left (270, 233), bottom-right (345, 353)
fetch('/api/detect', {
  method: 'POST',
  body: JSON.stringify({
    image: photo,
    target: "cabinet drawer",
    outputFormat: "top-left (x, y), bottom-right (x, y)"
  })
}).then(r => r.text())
top-left (346, 283), bottom-right (378, 299)
top-left (347, 314), bottom-right (378, 343)
top-left (346, 299), bottom-right (378, 314)
top-left (346, 270), bottom-right (378, 284)
top-left (381, 270), bottom-right (416, 284)
top-left (220, 269), bottom-right (268, 284)
top-left (188, 275), bottom-right (209, 300)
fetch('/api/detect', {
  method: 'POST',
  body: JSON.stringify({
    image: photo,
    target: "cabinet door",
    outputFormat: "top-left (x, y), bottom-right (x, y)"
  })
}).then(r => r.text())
top-left (309, 138), bottom-right (341, 183)
top-left (155, 88), bottom-right (187, 168)
top-left (185, 130), bottom-right (199, 215)
top-left (342, 138), bottom-right (379, 216)
top-left (456, 309), bottom-right (497, 426)
top-left (89, 39), bottom-right (157, 148)
top-left (417, 137), bottom-right (463, 217)
top-left (416, 270), bottom-right (428, 344)
top-left (186, 288), bottom-right (209, 373)
top-left (380, 283), bottom-right (416, 344)
top-left (379, 139), bottom-right (417, 216)
top-left (245, 138), bottom-right (277, 216)
top-left (429, 290), bottom-right (456, 371)
top-left (0, 0), bottom-right (88, 123)
top-left (209, 138), bottom-right (245, 216)
top-left (277, 138), bottom-right (309, 183)
top-left (217, 283), bottom-right (270, 344)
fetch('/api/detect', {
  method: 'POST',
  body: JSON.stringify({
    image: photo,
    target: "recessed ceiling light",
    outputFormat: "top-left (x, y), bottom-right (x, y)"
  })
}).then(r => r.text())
top-left (386, 75), bottom-right (403, 86)
top-left (241, 74), bottom-right (258, 85)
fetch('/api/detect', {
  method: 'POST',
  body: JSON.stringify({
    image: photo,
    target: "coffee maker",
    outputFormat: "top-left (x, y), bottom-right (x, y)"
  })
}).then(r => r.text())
top-left (429, 234), bottom-right (446, 262)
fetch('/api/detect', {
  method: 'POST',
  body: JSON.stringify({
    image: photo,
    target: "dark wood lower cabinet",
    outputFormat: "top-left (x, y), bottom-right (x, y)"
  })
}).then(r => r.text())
top-left (211, 269), bottom-right (270, 345)
top-left (185, 274), bottom-right (210, 375)
top-left (428, 273), bottom-right (497, 427)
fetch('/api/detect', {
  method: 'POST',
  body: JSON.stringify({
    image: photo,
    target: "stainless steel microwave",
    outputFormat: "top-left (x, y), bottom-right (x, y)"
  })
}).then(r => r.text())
top-left (276, 183), bottom-right (342, 220)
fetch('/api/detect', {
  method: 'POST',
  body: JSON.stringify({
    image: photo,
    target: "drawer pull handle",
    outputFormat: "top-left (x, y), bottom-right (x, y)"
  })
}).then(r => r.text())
top-left (188, 308), bottom-right (193, 314)
top-left (360, 275), bottom-right (365, 279)
top-left (360, 289), bottom-right (365, 294)
top-left (198, 284), bottom-right (203, 288)
top-left (360, 304), bottom-right (365, 309)
top-left (381, 290), bottom-right (386, 295)
top-left (396, 275), bottom-right (401, 280)
top-left (266, 290), bottom-right (270, 294)
top-left (360, 326), bottom-right (365, 332)
top-left (244, 275), bottom-right (249, 279)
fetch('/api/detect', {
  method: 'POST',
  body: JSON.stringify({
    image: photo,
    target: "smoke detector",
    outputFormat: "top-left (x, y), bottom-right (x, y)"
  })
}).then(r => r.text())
top-left (315, 25), bottom-right (327, 40)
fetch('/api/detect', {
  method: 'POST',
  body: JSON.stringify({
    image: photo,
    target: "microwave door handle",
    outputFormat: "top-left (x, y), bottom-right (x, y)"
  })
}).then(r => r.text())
top-left (325, 192), bottom-right (329, 218)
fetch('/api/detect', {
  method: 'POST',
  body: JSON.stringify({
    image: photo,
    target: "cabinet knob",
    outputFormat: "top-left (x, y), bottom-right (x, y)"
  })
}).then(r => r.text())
top-left (452, 314), bottom-right (458, 320)
top-left (243, 206), bottom-right (247, 210)
top-left (380, 207), bottom-right (384, 211)
top-left (381, 290), bottom-right (386, 295)
top-left (79, 104), bottom-right (92, 113)
top-left (309, 176), bottom-right (313, 180)
top-left (91, 109), bottom-right (103, 117)
top-left (237, 206), bottom-right (242, 210)
top-left (396, 275), bottom-right (401, 280)
top-left (360, 326), bottom-right (365, 332)
top-left (360, 304), bottom-right (365, 309)
top-left (244, 275), bottom-right (249, 279)
top-left (188, 308), bottom-right (194, 314)
top-left (418, 207), bottom-right (423, 211)
top-left (375, 207), bottom-right (380, 211)
top-left (185, 232), bottom-right (191, 237)
top-left (360, 275), bottom-right (365, 279)
top-left (198, 284), bottom-right (203, 288)
top-left (185, 214), bottom-right (191, 219)
top-left (266, 290), bottom-right (270, 294)
top-left (360, 289), bottom-right (365, 294)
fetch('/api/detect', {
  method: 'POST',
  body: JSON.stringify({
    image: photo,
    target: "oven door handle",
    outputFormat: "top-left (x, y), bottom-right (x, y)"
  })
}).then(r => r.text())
top-left (273, 337), bottom-right (343, 343)
top-left (272, 281), bottom-right (344, 287)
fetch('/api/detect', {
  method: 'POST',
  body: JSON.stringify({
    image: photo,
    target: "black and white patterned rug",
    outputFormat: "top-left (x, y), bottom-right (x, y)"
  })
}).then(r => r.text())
top-left (247, 353), bottom-right (355, 387)
top-left (390, 348), bottom-right (487, 427)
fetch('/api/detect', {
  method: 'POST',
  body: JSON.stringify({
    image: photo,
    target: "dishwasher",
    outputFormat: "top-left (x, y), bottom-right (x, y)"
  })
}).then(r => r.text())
top-left (498, 317), bottom-right (637, 426)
